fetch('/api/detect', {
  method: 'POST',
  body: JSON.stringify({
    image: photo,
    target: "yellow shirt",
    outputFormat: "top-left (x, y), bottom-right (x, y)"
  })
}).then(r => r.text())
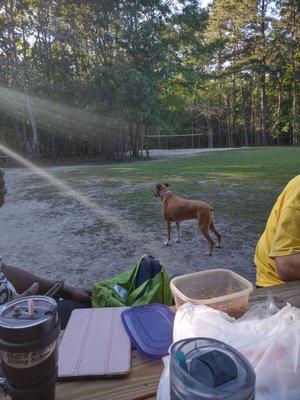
top-left (255, 175), bottom-right (300, 287)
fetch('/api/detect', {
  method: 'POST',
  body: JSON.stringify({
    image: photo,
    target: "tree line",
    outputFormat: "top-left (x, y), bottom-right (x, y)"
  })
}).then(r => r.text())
top-left (0, 0), bottom-right (299, 161)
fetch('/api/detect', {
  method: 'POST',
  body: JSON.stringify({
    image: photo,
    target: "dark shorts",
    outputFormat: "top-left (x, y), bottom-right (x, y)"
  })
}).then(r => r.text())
top-left (57, 299), bottom-right (90, 330)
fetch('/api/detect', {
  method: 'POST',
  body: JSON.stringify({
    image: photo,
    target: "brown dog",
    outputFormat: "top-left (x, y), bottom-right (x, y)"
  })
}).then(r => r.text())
top-left (154, 182), bottom-right (221, 256)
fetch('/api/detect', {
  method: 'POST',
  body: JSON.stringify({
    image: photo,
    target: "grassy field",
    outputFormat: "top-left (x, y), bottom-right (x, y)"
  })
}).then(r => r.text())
top-left (11, 146), bottom-right (300, 285)
top-left (48, 146), bottom-right (300, 233)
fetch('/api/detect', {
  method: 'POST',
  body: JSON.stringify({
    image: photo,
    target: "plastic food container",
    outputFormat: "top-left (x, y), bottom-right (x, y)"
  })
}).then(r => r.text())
top-left (170, 269), bottom-right (253, 318)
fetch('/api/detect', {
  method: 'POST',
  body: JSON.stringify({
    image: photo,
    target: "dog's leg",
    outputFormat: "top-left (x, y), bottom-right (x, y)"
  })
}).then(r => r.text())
top-left (199, 219), bottom-right (215, 256)
top-left (201, 229), bottom-right (215, 256)
top-left (175, 222), bottom-right (181, 243)
top-left (164, 220), bottom-right (171, 246)
top-left (210, 222), bottom-right (222, 248)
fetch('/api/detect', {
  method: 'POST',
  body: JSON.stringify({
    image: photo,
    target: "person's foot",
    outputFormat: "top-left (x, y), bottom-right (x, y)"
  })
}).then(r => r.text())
top-left (63, 285), bottom-right (92, 304)
top-left (22, 282), bottom-right (39, 296)
top-left (13, 282), bottom-right (40, 299)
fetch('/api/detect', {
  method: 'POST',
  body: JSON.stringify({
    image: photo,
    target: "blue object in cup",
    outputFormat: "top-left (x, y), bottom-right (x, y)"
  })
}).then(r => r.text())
top-left (175, 351), bottom-right (188, 372)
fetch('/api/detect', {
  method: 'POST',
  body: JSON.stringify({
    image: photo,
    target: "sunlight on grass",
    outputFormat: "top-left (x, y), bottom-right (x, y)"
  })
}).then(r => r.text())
top-left (209, 172), bottom-right (261, 180)
top-left (167, 177), bottom-right (191, 183)
top-left (109, 167), bottom-right (139, 173)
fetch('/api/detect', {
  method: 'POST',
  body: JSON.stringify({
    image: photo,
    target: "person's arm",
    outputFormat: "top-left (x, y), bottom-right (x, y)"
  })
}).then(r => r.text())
top-left (1, 263), bottom-right (92, 304)
top-left (275, 253), bottom-right (300, 282)
top-left (269, 205), bottom-right (300, 283)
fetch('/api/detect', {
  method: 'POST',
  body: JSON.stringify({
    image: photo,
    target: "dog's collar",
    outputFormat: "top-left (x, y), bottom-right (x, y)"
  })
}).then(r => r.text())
top-left (162, 190), bottom-right (173, 199)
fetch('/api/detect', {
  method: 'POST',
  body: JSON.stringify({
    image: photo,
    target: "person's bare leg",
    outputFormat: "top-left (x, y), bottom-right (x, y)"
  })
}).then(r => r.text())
top-left (1, 263), bottom-right (90, 302)
top-left (2, 263), bottom-right (56, 295)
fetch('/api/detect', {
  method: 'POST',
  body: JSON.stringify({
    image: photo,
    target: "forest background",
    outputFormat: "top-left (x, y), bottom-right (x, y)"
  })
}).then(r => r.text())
top-left (0, 0), bottom-right (299, 161)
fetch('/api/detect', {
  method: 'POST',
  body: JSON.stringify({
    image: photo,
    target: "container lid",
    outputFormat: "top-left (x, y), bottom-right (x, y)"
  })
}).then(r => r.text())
top-left (121, 304), bottom-right (175, 359)
top-left (0, 296), bottom-right (59, 349)
top-left (170, 338), bottom-right (255, 399)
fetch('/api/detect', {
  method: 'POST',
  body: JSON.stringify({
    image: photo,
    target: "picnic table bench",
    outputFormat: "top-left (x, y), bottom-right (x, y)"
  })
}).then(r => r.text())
top-left (1, 280), bottom-right (300, 400)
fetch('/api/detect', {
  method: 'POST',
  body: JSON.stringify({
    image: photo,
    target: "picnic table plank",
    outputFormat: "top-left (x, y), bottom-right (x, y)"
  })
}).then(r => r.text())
top-left (249, 280), bottom-right (300, 308)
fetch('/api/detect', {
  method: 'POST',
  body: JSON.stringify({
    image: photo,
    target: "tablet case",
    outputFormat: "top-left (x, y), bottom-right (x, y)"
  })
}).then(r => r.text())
top-left (58, 307), bottom-right (130, 379)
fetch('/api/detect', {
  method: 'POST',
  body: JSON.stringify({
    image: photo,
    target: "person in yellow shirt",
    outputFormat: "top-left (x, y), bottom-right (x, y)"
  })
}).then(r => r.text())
top-left (255, 175), bottom-right (300, 287)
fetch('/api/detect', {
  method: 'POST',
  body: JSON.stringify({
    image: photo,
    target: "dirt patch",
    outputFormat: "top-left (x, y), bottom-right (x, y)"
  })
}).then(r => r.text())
top-left (0, 163), bottom-right (258, 289)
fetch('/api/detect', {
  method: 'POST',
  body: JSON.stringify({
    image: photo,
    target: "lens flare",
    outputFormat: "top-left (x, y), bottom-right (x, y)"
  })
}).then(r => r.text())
top-left (0, 85), bottom-right (126, 139)
top-left (0, 86), bottom-right (149, 245)
top-left (0, 143), bottom-right (143, 241)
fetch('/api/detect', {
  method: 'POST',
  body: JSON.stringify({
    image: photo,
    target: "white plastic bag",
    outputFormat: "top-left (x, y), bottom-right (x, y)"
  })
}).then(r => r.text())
top-left (157, 355), bottom-right (171, 400)
top-left (166, 302), bottom-right (300, 400)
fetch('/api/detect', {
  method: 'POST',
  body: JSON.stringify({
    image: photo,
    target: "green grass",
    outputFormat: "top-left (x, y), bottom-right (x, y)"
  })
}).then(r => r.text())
top-left (53, 146), bottom-right (298, 186)
top-left (21, 147), bottom-right (300, 236)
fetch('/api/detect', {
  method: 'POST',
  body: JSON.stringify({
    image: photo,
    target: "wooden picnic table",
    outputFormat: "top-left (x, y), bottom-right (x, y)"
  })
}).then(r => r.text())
top-left (56, 280), bottom-right (300, 400)
top-left (1, 280), bottom-right (300, 400)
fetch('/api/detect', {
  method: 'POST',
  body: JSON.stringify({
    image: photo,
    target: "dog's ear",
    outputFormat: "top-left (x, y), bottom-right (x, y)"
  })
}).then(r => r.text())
top-left (156, 183), bottom-right (161, 189)
top-left (164, 183), bottom-right (170, 187)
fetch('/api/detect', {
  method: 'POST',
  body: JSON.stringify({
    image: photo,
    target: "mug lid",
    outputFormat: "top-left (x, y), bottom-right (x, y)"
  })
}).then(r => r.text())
top-left (0, 296), bottom-right (57, 329)
top-left (171, 338), bottom-right (255, 398)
